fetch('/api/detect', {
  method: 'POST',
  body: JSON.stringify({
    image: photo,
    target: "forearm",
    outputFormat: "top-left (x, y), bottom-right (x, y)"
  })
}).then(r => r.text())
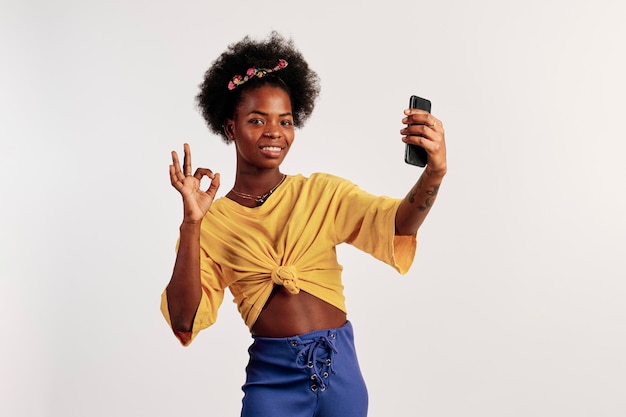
top-left (395, 167), bottom-right (446, 235)
top-left (166, 221), bottom-right (203, 332)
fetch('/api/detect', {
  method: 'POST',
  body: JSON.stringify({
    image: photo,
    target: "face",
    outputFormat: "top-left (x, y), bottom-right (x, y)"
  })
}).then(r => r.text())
top-left (224, 85), bottom-right (295, 172)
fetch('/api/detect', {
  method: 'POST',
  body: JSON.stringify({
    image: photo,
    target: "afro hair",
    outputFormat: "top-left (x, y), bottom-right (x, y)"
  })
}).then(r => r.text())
top-left (196, 31), bottom-right (321, 143)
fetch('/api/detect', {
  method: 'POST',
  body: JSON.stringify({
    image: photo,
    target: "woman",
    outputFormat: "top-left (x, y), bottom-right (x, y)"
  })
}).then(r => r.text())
top-left (162, 32), bottom-right (446, 417)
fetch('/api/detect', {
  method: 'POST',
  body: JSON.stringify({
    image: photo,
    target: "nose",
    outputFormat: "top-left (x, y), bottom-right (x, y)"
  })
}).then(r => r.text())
top-left (263, 128), bottom-right (280, 138)
top-left (263, 117), bottom-right (285, 138)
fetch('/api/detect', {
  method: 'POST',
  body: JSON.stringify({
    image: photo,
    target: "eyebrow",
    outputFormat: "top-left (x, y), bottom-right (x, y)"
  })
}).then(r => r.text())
top-left (248, 110), bottom-right (293, 117)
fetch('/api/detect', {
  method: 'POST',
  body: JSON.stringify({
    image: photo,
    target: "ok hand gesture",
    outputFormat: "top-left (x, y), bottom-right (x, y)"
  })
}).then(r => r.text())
top-left (169, 143), bottom-right (220, 224)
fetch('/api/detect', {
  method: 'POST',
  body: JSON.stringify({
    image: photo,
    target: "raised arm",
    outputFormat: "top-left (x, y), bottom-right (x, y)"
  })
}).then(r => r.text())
top-left (395, 109), bottom-right (447, 235)
top-left (166, 143), bottom-right (220, 332)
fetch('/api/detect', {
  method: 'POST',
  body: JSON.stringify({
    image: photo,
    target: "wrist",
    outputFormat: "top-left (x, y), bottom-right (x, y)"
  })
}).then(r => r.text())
top-left (425, 166), bottom-right (447, 178)
top-left (180, 220), bottom-right (202, 230)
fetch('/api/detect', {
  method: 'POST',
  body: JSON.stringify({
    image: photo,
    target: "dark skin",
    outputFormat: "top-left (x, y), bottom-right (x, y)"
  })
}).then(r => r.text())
top-left (167, 85), bottom-right (446, 337)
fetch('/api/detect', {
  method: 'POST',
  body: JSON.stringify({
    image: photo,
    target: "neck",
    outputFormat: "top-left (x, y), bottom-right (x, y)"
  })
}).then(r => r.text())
top-left (232, 168), bottom-right (284, 195)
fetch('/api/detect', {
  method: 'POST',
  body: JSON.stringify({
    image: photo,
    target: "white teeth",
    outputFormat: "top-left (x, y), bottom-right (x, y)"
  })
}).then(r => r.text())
top-left (262, 146), bottom-right (282, 152)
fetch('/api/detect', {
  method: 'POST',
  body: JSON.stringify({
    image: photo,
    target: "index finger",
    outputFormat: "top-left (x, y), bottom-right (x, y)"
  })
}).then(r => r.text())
top-left (404, 108), bottom-right (430, 116)
top-left (403, 111), bottom-right (439, 127)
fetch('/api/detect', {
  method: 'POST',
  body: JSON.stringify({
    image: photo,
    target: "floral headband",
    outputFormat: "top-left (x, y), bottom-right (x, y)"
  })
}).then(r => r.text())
top-left (227, 59), bottom-right (288, 91)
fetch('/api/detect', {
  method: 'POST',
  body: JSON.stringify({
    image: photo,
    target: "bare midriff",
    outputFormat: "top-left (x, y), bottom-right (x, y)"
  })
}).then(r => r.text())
top-left (251, 286), bottom-right (347, 338)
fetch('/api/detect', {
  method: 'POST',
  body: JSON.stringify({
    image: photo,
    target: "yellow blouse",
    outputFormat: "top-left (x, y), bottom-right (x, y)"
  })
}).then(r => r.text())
top-left (161, 173), bottom-right (416, 345)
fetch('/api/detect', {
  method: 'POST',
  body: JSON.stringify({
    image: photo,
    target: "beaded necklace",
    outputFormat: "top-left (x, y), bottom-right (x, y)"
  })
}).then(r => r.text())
top-left (230, 174), bottom-right (286, 206)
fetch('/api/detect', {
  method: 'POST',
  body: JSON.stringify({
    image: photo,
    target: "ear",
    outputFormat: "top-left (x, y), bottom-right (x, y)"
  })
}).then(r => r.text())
top-left (223, 119), bottom-right (235, 141)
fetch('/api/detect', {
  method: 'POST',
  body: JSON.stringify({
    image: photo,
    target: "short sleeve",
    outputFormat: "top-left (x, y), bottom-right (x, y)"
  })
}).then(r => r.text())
top-left (332, 179), bottom-right (417, 274)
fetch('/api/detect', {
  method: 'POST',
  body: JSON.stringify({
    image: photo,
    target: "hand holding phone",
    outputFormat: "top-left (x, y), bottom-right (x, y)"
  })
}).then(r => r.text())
top-left (404, 95), bottom-right (431, 167)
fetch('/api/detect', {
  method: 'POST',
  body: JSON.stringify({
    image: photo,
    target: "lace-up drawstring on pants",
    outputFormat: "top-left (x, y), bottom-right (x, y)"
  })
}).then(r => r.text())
top-left (295, 334), bottom-right (338, 392)
top-left (241, 321), bottom-right (368, 417)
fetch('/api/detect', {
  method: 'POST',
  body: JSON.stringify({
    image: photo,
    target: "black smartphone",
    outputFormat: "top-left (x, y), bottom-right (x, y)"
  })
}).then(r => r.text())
top-left (404, 95), bottom-right (432, 167)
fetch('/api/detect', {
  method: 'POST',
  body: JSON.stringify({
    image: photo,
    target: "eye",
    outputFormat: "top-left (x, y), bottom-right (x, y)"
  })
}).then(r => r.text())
top-left (249, 118), bottom-right (264, 125)
top-left (281, 119), bottom-right (294, 127)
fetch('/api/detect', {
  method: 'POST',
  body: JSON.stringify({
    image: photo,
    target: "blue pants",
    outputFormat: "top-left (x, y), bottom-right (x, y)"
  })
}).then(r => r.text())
top-left (241, 321), bottom-right (368, 417)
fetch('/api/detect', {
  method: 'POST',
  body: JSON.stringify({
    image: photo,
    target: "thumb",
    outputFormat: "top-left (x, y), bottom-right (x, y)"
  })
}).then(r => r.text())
top-left (206, 173), bottom-right (220, 195)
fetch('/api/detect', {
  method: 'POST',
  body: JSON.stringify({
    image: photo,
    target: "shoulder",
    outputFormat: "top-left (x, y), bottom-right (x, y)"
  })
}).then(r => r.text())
top-left (208, 196), bottom-right (229, 213)
top-left (306, 172), bottom-right (355, 189)
top-left (287, 173), bottom-right (362, 204)
top-left (283, 172), bottom-right (351, 191)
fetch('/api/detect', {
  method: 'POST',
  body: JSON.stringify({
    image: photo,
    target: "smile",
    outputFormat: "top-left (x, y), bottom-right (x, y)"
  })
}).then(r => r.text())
top-left (261, 146), bottom-right (283, 152)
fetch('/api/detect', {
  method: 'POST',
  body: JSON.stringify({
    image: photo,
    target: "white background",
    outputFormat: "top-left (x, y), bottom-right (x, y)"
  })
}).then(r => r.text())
top-left (2, 0), bottom-right (625, 416)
